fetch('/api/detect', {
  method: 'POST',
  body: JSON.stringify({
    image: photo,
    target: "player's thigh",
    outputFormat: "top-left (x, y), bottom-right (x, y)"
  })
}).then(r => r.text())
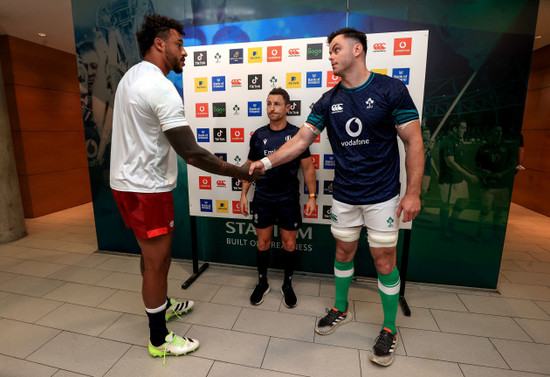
top-left (276, 199), bottom-right (302, 231)
top-left (330, 199), bottom-right (364, 228)
top-left (251, 200), bottom-right (276, 229)
top-left (280, 228), bottom-right (298, 251)
top-left (362, 195), bottom-right (400, 232)
top-left (138, 233), bottom-right (173, 270)
top-left (255, 225), bottom-right (274, 250)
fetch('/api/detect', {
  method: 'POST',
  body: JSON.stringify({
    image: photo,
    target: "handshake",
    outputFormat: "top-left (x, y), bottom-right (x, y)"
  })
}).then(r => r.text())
top-left (236, 160), bottom-right (265, 182)
top-left (239, 157), bottom-right (275, 182)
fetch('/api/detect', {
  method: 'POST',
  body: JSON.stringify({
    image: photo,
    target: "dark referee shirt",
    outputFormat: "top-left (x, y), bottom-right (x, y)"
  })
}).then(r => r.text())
top-left (248, 122), bottom-right (311, 202)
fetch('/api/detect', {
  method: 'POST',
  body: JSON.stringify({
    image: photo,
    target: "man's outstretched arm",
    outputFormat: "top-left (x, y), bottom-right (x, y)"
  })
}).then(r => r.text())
top-left (248, 123), bottom-right (318, 173)
top-left (165, 126), bottom-right (262, 181)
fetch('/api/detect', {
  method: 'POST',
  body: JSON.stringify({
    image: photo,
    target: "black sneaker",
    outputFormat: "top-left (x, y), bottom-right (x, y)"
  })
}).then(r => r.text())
top-left (314, 305), bottom-right (352, 335)
top-left (369, 328), bottom-right (398, 366)
top-left (250, 282), bottom-right (270, 305)
top-left (281, 285), bottom-right (297, 308)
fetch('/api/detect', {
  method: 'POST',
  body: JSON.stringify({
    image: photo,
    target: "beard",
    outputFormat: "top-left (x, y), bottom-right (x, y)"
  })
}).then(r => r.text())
top-left (166, 50), bottom-right (183, 73)
top-left (171, 59), bottom-right (183, 74)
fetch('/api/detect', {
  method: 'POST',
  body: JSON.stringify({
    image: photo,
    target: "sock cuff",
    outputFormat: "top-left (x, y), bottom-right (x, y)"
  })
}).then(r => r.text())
top-left (334, 259), bottom-right (354, 278)
top-left (334, 259), bottom-right (354, 271)
top-left (378, 267), bottom-right (401, 295)
top-left (145, 301), bottom-right (168, 314)
top-left (378, 267), bottom-right (400, 285)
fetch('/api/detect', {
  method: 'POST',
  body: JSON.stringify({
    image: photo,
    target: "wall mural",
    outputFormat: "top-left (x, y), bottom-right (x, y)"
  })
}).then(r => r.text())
top-left (71, 0), bottom-right (538, 288)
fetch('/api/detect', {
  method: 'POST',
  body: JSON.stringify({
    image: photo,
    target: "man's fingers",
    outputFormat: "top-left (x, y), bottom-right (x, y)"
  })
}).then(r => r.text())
top-left (396, 204), bottom-right (403, 218)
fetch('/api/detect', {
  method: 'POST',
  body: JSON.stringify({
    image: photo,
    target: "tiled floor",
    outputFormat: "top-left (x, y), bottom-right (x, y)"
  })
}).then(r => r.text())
top-left (1, 202), bottom-right (549, 377)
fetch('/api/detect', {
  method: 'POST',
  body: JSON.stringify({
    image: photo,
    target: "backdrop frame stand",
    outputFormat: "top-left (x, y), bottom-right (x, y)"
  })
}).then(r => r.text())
top-left (181, 216), bottom-right (209, 289)
top-left (399, 228), bottom-right (412, 316)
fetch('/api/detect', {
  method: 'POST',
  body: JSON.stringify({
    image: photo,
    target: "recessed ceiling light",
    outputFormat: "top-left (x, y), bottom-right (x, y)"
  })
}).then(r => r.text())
top-left (37, 32), bottom-right (47, 37)
top-left (535, 35), bottom-right (542, 39)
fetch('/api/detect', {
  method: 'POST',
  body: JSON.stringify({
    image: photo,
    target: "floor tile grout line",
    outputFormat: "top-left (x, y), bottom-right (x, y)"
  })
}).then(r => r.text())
top-left (487, 337), bottom-right (512, 371)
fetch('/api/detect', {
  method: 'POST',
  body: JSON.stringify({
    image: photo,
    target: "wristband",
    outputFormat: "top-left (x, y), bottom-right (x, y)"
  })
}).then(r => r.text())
top-left (260, 157), bottom-right (272, 170)
top-left (309, 193), bottom-right (317, 199)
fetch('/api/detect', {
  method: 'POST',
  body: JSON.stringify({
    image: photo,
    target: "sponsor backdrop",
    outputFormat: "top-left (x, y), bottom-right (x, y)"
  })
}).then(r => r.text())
top-left (183, 32), bottom-right (429, 228)
top-left (72, 0), bottom-right (538, 288)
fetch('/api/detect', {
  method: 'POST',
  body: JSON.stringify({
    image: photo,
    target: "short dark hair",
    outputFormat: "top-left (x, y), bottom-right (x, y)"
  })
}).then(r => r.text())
top-left (268, 87), bottom-right (290, 105)
top-left (327, 27), bottom-right (367, 55)
top-left (136, 14), bottom-right (184, 57)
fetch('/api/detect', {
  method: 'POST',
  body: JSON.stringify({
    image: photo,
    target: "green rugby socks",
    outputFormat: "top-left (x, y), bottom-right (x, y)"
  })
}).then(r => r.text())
top-left (334, 259), bottom-right (354, 312)
top-left (378, 267), bottom-right (400, 334)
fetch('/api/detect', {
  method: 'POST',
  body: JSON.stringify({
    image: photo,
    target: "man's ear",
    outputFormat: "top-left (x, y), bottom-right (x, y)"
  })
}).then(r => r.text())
top-left (152, 37), bottom-right (164, 52)
top-left (353, 42), bottom-right (363, 57)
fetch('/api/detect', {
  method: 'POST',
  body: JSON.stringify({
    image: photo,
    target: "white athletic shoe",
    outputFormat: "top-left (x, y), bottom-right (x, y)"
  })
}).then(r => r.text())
top-left (165, 297), bottom-right (194, 321)
top-left (148, 332), bottom-right (199, 365)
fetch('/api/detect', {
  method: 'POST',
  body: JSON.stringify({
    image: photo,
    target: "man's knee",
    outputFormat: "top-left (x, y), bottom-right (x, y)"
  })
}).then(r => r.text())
top-left (257, 238), bottom-right (271, 250)
top-left (282, 239), bottom-right (296, 251)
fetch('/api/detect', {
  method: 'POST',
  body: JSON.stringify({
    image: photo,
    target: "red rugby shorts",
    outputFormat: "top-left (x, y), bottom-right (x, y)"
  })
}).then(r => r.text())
top-left (111, 189), bottom-right (175, 239)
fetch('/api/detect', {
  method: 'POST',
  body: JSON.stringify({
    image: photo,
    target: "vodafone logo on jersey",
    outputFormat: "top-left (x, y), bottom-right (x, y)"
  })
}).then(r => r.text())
top-left (327, 71), bottom-right (341, 87)
top-left (288, 48), bottom-right (300, 57)
top-left (231, 79), bottom-right (242, 87)
top-left (231, 128), bottom-right (245, 142)
top-left (267, 46), bottom-right (282, 62)
top-left (199, 176), bottom-right (211, 190)
top-left (372, 42), bottom-right (386, 53)
top-left (394, 38), bottom-right (412, 55)
top-left (195, 103), bottom-right (209, 117)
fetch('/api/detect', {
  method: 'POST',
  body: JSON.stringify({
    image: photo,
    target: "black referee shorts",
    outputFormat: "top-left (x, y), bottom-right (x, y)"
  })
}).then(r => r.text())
top-left (250, 198), bottom-right (302, 230)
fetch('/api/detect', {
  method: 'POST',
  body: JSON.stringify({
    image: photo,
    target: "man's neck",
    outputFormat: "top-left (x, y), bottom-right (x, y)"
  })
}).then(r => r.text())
top-left (269, 119), bottom-right (287, 131)
top-left (144, 55), bottom-right (169, 76)
top-left (340, 65), bottom-right (370, 89)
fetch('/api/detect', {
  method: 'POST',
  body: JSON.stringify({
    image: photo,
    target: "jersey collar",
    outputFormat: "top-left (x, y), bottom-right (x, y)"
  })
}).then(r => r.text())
top-left (339, 72), bottom-right (375, 92)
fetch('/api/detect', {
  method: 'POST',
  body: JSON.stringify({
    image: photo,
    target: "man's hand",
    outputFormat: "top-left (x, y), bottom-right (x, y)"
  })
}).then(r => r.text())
top-left (396, 193), bottom-right (421, 222)
top-left (240, 194), bottom-right (249, 216)
top-left (248, 160), bottom-right (266, 175)
top-left (240, 161), bottom-right (263, 182)
top-left (304, 198), bottom-right (316, 217)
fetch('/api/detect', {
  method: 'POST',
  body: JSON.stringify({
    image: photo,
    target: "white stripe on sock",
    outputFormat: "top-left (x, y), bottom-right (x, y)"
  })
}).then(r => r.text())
top-left (334, 267), bottom-right (354, 278)
top-left (378, 278), bottom-right (401, 295)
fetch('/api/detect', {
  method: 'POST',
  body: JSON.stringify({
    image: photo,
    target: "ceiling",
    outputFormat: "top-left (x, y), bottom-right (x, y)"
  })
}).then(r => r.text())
top-left (0, 0), bottom-right (549, 54)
